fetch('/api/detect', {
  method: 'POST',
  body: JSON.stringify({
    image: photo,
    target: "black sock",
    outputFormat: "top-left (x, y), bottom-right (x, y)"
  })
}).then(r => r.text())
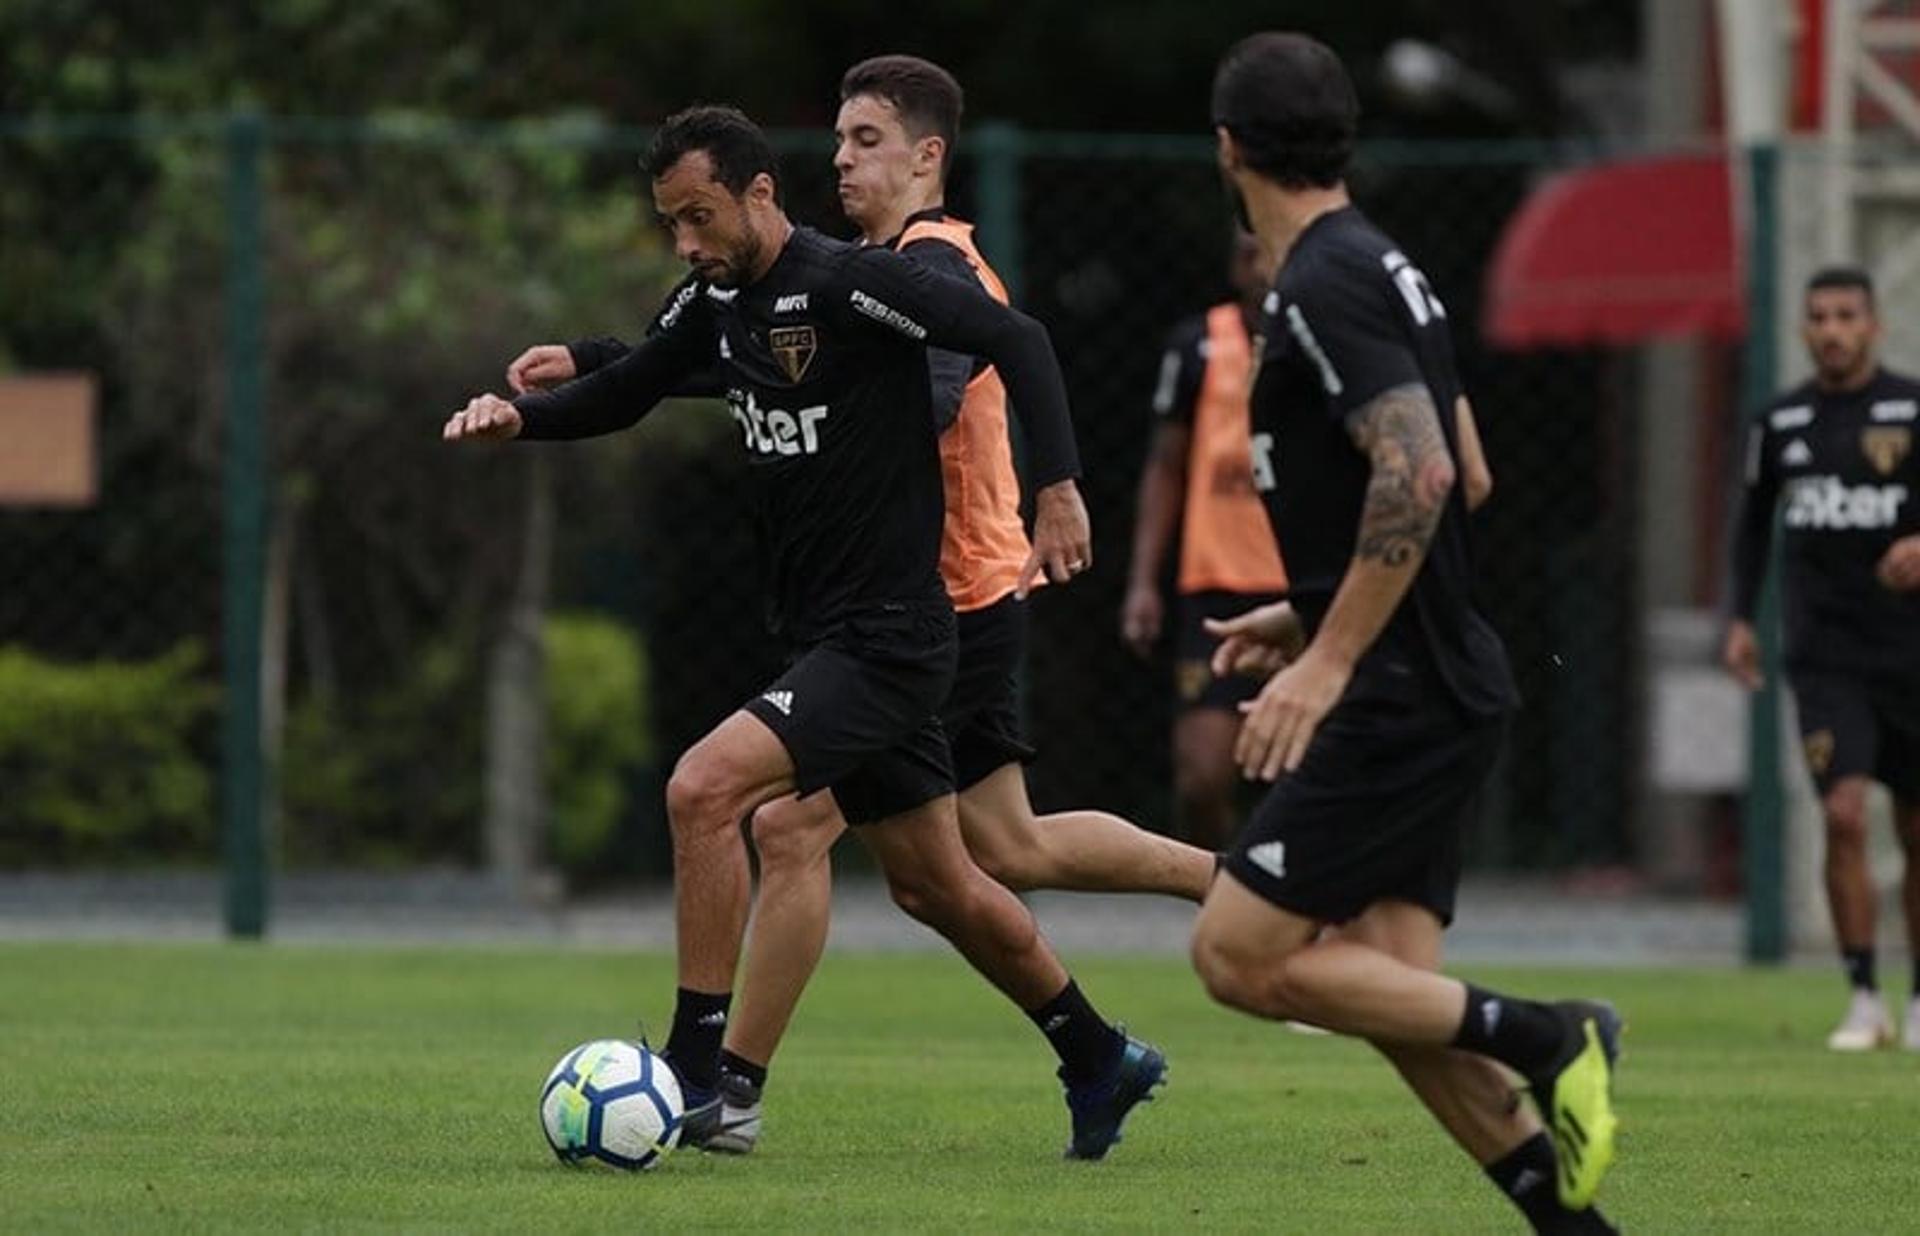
top-left (718, 1048), bottom-right (768, 1092)
top-left (1843, 947), bottom-right (1877, 992)
top-left (664, 988), bottom-right (730, 1093)
top-left (1028, 979), bottom-right (1124, 1087)
top-left (1485, 1133), bottom-right (1617, 1234)
top-left (1912, 959), bottom-right (1920, 1001)
top-left (1451, 983), bottom-right (1568, 1081)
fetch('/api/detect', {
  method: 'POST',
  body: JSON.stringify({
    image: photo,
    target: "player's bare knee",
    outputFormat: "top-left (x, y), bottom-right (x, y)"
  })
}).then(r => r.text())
top-left (1823, 801), bottom-right (1869, 849)
top-left (971, 835), bottom-right (1041, 891)
top-left (882, 867), bottom-right (951, 925)
top-left (1191, 928), bottom-right (1276, 1015)
top-left (665, 754), bottom-right (744, 836)
top-left (750, 804), bottom-right (834, 874)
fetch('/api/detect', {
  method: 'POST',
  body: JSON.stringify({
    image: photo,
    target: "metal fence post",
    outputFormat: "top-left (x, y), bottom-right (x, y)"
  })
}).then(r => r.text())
top-left (1741, 140), bottom-right (1785, 964)
top-left (223, 111), bottom-right (270, 939)
top-left (971, 121), bottom-right (1025, 303)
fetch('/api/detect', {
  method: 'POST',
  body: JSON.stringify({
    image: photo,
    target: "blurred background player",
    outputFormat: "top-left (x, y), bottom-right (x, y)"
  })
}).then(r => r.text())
top-left (1724, 265), bottom-right (1920, 1052)
top-left (505, 67), bottom-right (1204, 1153)
top-left (1121, 231), bottom-right (1290, 850)
top-left (459, 104), bottom-right (1166, 1162)
top-left (1189, 34), bottom-right (1620, 1231)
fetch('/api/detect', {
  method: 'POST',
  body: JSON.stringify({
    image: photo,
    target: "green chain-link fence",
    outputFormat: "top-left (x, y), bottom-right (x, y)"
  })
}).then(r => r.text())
top-left (0, 115), bottom-right (1766, 924)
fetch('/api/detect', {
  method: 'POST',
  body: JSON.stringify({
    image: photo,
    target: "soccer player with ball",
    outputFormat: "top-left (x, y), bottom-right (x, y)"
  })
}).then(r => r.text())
top-left (508, 54), bottom-right (1217, 1157)
top-left (448, 104), bottom-right (1165, 1163)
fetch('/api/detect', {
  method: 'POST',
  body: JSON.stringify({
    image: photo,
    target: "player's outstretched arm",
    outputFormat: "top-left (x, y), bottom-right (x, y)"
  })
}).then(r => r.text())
top-left (1123, 325), bottom-right (1204, 655)
top-left (1724, 415), bottom-right (1781, 685)
top-left (444, 393), bottom-right (524, 442)
top-left (1876, 533), bottom-right (1920, 592)
top-left (1018, 479), bottom-right (1091, 598)
top-left (1121, 425), bottom-right (1187, 656)
top-left (506, 345), bottom-right (578, 394)
top-left (1721, 619), bottom-right (1762, 691)
top-left (1453, 395), bottom-right (1492, 510)
top-left (1234, 383), bottom-right (1453, 780)
top-left (1203, 600), bottom-right (1303, 680)
top-left (839, 248), bottom-right (1088, 587)
top-left (506, 310), bottom-right (711, 441)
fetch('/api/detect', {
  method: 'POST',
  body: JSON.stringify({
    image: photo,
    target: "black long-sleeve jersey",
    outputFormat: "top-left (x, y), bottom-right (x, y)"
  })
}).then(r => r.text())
top-left (1729, 368), bottom-right (1920, 677)
top-left (564, 212), bottom-right (1002, 440)
top-left (1252, 206), bottom-right (1516, 720)
top-left (515, 225), bottom-right (1078, 644)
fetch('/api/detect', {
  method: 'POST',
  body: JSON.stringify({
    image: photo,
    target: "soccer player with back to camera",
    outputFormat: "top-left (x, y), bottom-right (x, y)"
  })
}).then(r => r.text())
top-left (1725, 266), bottom-right (1920, 1052)
top-left (1187, 34), bottom-right (1623, 1231)
top-left (508, 58), bottom-right (1207, 1154)
top-left (1125, 230), bottom-right (1492, 850)
top-left (447, 105), bottom-right (1165, 1161)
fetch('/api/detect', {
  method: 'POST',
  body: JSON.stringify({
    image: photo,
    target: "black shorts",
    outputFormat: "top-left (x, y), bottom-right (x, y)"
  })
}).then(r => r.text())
top-left (1175, 590), bottom-right (1286, 713)
top-left (1224, 673), bottom-right (1507, 928)
top-left (947, 593), bottom-right (1038, 792)
top-left (1790, 670), bottom-right (1920, 799)
top-left (743, 604), bottom-right (958, 826)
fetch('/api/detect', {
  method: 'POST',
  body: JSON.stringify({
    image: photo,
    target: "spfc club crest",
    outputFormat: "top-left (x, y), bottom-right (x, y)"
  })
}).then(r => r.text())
top-left (1804, 729), bottom-right (1835, 778)
top-left (1861, 426), bottom-right (1911, 477)
top-left (769, 326), bottom-right (817, 383)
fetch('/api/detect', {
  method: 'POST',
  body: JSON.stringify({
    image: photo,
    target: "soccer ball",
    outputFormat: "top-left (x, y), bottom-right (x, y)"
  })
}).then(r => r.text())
top-left (539, 1039), bottom-right (684, 1170)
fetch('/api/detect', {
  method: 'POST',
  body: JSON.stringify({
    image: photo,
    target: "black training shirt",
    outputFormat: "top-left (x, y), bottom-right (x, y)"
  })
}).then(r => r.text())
top-left (1252, 206), bottom-right (1516, 719)
top-left (1730, 368), bottom-right (1920, 678)
top-left (515, 225), bottom-right (1078, 644)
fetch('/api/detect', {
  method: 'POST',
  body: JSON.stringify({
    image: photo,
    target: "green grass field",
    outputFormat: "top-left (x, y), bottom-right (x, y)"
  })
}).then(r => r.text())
top-left (2, 943), bottom-right (1916, 1232)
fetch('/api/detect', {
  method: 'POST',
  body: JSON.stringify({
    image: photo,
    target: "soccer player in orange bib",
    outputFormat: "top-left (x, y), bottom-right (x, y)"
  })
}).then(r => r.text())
top-left (1123, 231), bottom-right (1291, 849)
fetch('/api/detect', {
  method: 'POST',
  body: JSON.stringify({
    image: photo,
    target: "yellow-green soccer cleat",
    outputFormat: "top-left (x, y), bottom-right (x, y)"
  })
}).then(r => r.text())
top-left (1531, 1000), bottom-right (1623, 1210)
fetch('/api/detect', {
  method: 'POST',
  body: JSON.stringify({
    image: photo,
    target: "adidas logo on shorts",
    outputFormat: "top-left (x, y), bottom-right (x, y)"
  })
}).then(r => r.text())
top-left (1246, 840), bottom-right (1287, 879)
top-left (761, 690), bottom-right (793, 716)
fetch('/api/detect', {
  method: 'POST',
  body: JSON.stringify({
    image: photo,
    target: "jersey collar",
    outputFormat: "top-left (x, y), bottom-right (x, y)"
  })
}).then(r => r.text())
top-left (881, 206), bottom-right (950, 251)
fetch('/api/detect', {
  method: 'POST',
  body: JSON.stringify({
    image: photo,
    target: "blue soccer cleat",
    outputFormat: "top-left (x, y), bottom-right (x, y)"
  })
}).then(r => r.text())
top-left (1062, 1031), bottom-right (1167, 1160)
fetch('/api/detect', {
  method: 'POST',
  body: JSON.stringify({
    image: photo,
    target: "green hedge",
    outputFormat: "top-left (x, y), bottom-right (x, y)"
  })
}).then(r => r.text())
top-left (0, 616), bottom-right (651, 873)
top-left (544, 612), bottom-right (651, 875)
top-left (0, 643), bottom-right (216, 865)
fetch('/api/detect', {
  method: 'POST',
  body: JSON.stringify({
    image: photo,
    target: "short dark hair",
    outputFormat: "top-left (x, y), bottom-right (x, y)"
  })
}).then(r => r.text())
top-left (643, 105), bottom-right (782, 202)
top-left (1211, 33), bottom-right (1358, 189)
top-left (840, 54), bottom-right (965, 175)
top-left (1807, 265), bottom-right (1875, 304)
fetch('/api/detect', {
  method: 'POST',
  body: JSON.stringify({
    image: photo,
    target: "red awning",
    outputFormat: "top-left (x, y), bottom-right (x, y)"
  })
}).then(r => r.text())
top-left (1483, 153), bottom-right (1744, 349)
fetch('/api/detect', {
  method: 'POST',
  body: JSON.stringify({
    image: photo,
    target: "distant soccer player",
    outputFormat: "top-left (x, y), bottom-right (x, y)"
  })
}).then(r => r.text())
top-left (1189, 34), bottom-right (1622, 1229)
top-left (448, 104), bottom-right (1163, 1161)
top-left (506, 57), bottom-right (1207, 1153)
top-left (1725, 265), bottom-right (1920, 1052)
top-left (1122, 231), bottom-right (1289, 848)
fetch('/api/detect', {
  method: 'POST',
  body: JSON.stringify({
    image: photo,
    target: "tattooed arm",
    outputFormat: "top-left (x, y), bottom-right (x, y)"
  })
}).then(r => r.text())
top-left (1313, 383), bottom-right (1457, 661)
top-left (1232, 383), bottom-right (1456, 779)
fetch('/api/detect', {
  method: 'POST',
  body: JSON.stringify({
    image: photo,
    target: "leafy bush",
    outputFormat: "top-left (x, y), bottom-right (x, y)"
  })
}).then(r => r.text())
top-left (0, 644), bottom-right (216, 864)
top-left (279, 635), bottom-right (482, 867)
top-left (544, 612), bottom-right (651, 875)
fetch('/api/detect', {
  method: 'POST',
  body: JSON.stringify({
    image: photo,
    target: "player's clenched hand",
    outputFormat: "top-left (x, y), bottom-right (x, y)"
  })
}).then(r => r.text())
top-left (1120, 583), bottom-right (1163, 658)
top-left (1721, 619), bottom-right (1762, 691)
top-left (1876, 534), bottom-right (1920, 592)
top-left (506, 344), bottom-right (576, 394)
top-left (443, 394), bottom-right (523, 442)
top-left (1018, 480), bottom-right (1092, 598)
top-left (1206, 601), bottom-right (1305, 681)
top-left (1234, 647), bottom-right (1351, 781)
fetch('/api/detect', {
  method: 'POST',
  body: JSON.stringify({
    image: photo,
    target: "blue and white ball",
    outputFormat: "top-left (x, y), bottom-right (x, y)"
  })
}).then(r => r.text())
top-left (540, 1040), bottom-right (683, 1170)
